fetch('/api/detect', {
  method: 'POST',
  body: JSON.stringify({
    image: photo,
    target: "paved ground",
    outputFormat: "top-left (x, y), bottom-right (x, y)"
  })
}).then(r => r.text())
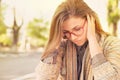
top-left (0, 52), bottom-right (41, 80)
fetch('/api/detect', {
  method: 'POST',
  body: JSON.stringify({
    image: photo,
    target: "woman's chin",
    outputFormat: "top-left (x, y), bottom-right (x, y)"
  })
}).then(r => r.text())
top-left (74, 39), bottom-right (87, 46)
top-left (74, 41), bottom-right (85, 46)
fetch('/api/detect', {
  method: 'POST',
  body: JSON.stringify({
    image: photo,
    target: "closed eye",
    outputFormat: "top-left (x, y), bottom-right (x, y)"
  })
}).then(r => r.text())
top-left (63, 30), bottom-right (69, 34)
top-left (73, 26), bottom-right (81, 31)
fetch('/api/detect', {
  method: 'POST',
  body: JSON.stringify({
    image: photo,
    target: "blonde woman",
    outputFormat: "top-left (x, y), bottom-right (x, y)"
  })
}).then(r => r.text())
top-left (35, 0), bottom-right (120, 80)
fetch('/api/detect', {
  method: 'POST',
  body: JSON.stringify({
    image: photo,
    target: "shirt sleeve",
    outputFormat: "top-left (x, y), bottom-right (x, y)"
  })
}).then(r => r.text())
top-left (35, 42), bottom-right (65, 80)
top-left (91, 36), bottom-right (120, 80)
top-left (35, 60), bottom-right (60, 80)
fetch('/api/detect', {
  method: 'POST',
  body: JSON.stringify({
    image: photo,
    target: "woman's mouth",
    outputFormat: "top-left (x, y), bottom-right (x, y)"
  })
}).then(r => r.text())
top-left (74, 40), bottom-right (80, 43)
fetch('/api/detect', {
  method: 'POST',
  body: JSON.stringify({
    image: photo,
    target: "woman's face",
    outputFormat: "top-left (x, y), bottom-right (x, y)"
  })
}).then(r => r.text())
top-left (62, 16), bottom-right (88, 46)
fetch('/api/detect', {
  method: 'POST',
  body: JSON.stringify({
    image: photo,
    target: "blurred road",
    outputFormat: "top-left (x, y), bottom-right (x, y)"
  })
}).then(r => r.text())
top-left (0, 52), bottom-right (41, 80)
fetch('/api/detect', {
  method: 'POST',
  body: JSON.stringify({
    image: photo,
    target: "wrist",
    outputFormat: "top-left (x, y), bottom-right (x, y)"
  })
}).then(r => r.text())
top-left (88, 37), bottom-right (103, 58)
top-left (88, 36), bottom-right (97, 42)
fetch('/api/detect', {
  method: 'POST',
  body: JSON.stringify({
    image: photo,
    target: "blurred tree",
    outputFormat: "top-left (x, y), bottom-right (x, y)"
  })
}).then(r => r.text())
top-left (0, 0), bottom-right (12, 47)
top-left (12, 8), bottom-right (23, 48)
top-left (0, 25), bottom-right (6, 35)
top-left (107, 0), bottom-right (120, 36)
top-left (27, 18), bottom-right (49, 47)
top-left (0, 34), bottom-right (12, 46)
top-left (0, 0), bottom-right (6, 35)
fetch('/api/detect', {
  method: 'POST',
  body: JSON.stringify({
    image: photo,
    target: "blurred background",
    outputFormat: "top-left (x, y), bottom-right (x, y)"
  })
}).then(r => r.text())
top-left (0, 0), bottom-right (120, 80)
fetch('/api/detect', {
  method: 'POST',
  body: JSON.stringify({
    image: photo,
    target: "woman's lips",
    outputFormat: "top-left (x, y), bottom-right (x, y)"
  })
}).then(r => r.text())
top-left (74, 40), bottom-right (80, 43)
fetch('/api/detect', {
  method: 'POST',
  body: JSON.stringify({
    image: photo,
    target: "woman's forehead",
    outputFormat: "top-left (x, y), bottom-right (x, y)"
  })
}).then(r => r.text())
top-left (62, 16), bottom-right (85, 29)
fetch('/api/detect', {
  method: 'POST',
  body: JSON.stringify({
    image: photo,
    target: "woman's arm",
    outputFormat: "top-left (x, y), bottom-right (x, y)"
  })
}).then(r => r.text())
top-left (87, 15), bottom-right (120, 80)
top-left (90, 36), bottom-right (120, 80)
top-left (35, 42), bottom-right (65, 80)
top-left (35, 58), bottom-right (60, 80)
top-left (35, 49), bottom-right (63, 80)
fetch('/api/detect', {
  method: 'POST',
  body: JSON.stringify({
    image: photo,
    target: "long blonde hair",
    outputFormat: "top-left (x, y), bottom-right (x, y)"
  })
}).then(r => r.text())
top-left (41, 0), bottom-right (107, 59)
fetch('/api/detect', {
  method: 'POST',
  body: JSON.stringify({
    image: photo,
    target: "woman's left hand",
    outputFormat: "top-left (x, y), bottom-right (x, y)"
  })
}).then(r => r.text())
top-left (86, 14), bottom-right (96, 40)
top-left (86, 14), bottom-right (102, 57)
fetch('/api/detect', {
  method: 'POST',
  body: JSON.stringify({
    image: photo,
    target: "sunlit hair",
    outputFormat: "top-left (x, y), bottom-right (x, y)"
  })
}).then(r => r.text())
top-left (41, 0), bottom-right (107, 59)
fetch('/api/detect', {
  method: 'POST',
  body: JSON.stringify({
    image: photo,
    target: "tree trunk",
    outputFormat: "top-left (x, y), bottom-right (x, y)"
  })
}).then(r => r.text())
top-left (12, 8), bottom-right (23, 51)
top-left (112, 23), bottom-right (117, 36)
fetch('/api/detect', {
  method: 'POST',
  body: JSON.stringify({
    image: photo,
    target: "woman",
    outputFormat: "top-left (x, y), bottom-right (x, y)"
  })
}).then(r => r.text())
top-left (35, 0), bottom-right (120, 80)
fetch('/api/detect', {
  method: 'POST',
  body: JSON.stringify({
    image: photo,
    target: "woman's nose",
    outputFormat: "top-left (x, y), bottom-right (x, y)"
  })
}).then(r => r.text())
top-left (70, 34), bottom-right (77, 41)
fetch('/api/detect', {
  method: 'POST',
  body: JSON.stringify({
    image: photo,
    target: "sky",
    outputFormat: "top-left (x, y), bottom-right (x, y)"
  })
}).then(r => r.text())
top-left (2, 0), bottom-right (64, 26)
top-left (1, 0), bottom-right (120, 36)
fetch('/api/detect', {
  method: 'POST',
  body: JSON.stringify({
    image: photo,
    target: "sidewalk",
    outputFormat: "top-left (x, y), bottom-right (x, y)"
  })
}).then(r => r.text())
top-left (0, 52), bottom-right (41, 80)
top-left (0, 47), bottom-right (44, 58)
top-left (11, 73), bottom-right (35, 80)
top-left (0, 47), bottom-right (43, 80)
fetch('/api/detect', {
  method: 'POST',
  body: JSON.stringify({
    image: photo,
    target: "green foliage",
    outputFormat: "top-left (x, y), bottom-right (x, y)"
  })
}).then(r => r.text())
top-left (29, 38), bottom-right (47, 47)
top-left (0, 12), bottom-right (6, 35)
top-left (27, 18), bottom-right (49, 47)
top-left (0, 34), bottom-right (12, 46)
top-left (0, 25), bottom-right (6, 34)
top-left (107, 0), bottom-right (120, 25)
top-left (0, 0), bottom-right (6, 35)
top-left (0, 1), bottom-right (15, 47)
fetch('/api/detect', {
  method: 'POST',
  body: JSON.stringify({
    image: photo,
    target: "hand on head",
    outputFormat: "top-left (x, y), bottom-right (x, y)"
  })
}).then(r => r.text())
top-left (86, 14), bottom-right (96, 40)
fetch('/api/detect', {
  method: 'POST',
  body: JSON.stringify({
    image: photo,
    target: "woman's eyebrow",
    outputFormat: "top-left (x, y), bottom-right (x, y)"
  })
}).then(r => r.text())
top-left (72, 25), bottom-right (80, 30)
top-left (63, 30), bottom-right (69, 33)
top-left (63, 25), bottom-right (80, 32)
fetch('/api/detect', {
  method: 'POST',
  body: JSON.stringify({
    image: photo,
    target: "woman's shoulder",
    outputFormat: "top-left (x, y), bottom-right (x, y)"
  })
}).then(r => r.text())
top-left (41, 49), bottom-right (58, 64)
top-left (103, 35), bottom-right (120, 45)
top-left (101, 35), bottom-right (120, 58)
top-left (35, 58), bottom-right (62, 80)
top-left (35, 51), bottom-right (61, 72)
top-left (35, 59), bottom-right (58, 71)
top-left (99, 34), bottom-right (120, 51)
top-left (35, 41), bottom-right (66, 71)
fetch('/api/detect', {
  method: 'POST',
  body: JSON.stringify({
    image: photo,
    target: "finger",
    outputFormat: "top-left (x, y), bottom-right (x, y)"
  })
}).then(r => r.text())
top-left (87, 14), bottom-right (94, 28)
top-left (90, 15), bottom-right (95, 25)
top-left (86, 14), bottom-right (90, 31)
top-left (86, 14), bottom-right (91, 30)
top-left (87, 15), bottom-right (95, 27)
top-left (86, 14), bottom-right (95, 34)
top-left (87, 14), bottom-right (95, 22)
top-left (87, 14), bottom-right (90, 23)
